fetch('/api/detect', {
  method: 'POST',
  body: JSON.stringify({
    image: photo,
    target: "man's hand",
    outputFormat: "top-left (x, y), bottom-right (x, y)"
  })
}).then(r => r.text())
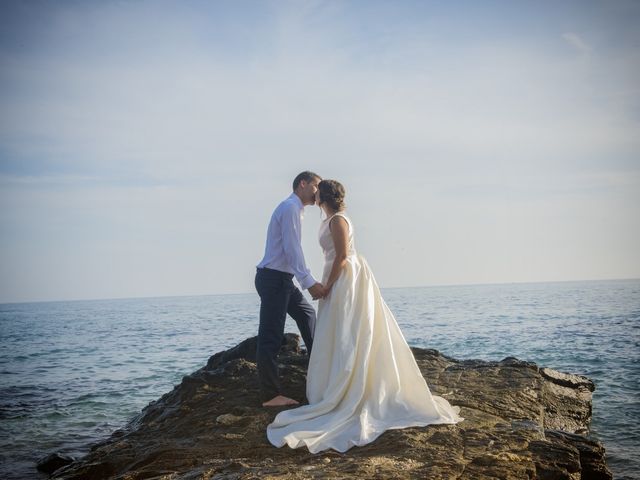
top-left (308, 283), bottom-right (325, 300)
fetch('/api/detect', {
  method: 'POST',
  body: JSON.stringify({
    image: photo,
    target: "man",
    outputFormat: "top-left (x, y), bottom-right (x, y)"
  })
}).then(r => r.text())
top-left (255, 171), bottom-right (325, 407)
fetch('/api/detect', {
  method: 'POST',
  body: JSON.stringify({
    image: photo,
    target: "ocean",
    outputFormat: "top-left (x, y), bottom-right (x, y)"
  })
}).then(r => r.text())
top-left (1, 279), bottom-right (638, 479)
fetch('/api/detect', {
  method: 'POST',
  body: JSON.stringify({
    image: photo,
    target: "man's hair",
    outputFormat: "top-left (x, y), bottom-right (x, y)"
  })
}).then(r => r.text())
top-left (292, 171), bottom-right (321, 191)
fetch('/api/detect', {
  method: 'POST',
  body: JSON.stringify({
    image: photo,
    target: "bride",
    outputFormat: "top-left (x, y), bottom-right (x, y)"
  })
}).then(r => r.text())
top-left (267, 179), bottom-right (463, 453)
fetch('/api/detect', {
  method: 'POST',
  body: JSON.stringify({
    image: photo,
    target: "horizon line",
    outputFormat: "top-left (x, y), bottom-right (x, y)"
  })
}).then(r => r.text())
top-left (1, 276), bottom-right (638, 307)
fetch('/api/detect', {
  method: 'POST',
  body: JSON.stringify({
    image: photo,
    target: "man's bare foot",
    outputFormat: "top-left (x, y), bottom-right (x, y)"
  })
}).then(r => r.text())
top-left (262, 395), bottom-right (299, 407)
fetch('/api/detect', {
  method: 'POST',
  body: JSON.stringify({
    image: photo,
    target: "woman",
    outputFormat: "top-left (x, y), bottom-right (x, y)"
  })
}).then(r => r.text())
top-left (267, 180), bottom-right (462, 453)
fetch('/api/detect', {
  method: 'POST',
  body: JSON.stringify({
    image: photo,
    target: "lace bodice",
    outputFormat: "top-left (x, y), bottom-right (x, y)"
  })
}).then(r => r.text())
top-left (318, 212), bottom-right (356, 263)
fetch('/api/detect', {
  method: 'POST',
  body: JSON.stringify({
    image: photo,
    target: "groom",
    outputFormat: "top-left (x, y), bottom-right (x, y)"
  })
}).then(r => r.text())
top-left (255, 171), bottom-right (326, 407)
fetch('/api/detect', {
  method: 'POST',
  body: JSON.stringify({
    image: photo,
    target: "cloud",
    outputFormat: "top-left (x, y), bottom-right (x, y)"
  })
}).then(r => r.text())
top-left (1, 3), bottom-right (637, 184)
top-left (562, 32), bottom-right (592, 58)
top-left (1, 1), bottom-right (639, 301)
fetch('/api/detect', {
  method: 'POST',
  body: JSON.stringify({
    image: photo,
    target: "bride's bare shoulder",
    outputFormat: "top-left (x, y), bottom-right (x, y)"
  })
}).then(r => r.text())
top-left (329, 212), bottom-right (350, 232)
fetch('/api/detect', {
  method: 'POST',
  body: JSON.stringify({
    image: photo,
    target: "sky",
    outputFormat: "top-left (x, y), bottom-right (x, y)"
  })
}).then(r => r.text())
top-left (0, 0), bottom-right (639, 303)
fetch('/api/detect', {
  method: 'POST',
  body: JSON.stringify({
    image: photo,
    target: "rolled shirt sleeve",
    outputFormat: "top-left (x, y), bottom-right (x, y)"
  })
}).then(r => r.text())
top-left (280, 203), bottom-right (317, 290)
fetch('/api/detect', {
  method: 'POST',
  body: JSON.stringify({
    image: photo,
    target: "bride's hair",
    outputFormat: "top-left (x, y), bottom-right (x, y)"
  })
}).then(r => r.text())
top-left (318, 180), bottom-right (346, 211)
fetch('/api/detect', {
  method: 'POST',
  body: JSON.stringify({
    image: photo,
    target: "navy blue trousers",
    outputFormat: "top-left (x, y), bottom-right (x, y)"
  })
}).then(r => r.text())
top-left (255, 267), bottom-right (316, 402)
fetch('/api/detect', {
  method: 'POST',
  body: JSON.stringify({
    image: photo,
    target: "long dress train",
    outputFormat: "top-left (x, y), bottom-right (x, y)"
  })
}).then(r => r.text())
top-left (267, 212), bottom-right (462, 453)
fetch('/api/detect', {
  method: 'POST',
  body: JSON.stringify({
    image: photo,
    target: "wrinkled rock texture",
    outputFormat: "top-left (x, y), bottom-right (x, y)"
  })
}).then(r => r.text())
top-left (51, 334), bottom-right (611, 479)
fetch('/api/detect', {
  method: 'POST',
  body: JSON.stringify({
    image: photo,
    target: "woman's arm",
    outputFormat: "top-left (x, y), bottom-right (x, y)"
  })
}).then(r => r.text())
top-left (324, 216), bottom-right (349, 292)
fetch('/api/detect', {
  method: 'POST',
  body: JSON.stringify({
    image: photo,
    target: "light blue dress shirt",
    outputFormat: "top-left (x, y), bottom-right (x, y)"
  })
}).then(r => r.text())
top-left (257, 193), bottom-right (317, 290)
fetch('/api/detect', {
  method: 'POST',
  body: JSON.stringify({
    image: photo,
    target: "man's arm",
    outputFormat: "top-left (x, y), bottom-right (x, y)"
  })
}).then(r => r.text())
top-left (280, 204), bottom-right (317, 290)
top-left (308, 283), bottom-right (326, 300)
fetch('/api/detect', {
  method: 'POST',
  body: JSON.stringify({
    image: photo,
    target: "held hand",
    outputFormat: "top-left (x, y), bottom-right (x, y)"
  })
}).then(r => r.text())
top-left (308, 283), bottom-right (325, 300)
top-left (321, 283), bottom-right (333, 298)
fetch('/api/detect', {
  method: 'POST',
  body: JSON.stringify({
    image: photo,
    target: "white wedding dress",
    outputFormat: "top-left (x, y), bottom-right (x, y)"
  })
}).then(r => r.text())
top-left (267, 212), bottom-right (462, 453)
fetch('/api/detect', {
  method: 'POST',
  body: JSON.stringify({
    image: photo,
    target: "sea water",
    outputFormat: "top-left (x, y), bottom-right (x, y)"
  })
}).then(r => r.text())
top-left (1, 279), bottom-right (638, 479)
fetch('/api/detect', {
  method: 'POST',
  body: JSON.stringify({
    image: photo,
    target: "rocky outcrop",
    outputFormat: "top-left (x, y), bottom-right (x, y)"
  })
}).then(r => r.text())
top-left (50, 334), bottom-right (611, 479)
top-left (36, 453), bottom-right (75, 475)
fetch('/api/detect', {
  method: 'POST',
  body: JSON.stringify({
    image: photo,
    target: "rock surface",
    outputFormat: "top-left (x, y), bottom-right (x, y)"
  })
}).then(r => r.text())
top-left (36, 453), bottom-right (75, 475)
top-left (51, 334), bottom-right (611, 479)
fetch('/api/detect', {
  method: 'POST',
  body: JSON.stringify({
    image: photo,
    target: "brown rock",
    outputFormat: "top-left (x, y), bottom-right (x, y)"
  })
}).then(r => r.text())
top-left (216, 414), bottom-right (244, 426)
top-left (51, 333), bottom-right (612, 479)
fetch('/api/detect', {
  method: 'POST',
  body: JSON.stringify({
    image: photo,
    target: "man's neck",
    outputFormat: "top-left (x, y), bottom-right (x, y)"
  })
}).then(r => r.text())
top-left (294, 191), bottom-right (306, 206)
